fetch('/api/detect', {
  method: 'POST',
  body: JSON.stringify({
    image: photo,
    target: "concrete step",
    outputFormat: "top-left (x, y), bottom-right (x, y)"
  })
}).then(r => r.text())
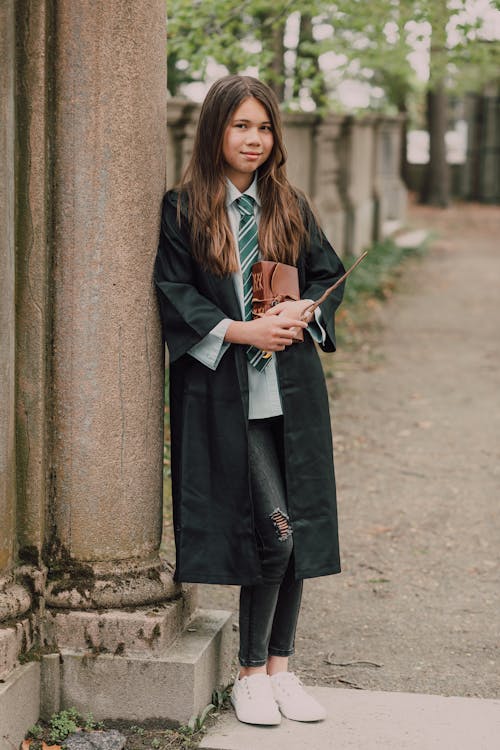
top-left (0, 662), bottom-right (40, 750)
top-left (56, 608), bottom-right (233, 725)
top-left (200, 686), bottom-right (500, 750)
top-left (393, 228), bottom-right (430, 249)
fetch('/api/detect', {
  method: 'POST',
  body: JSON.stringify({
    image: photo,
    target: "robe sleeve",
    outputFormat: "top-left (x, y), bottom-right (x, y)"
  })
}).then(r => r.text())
top-left (301, 205), bottom-right (346, 353)
top-left (306, 307), bottom-right (327, 346)
top-left (154, 192), bottom-right (230, 362)
top-left (187, 318), bottom-right (232, 370)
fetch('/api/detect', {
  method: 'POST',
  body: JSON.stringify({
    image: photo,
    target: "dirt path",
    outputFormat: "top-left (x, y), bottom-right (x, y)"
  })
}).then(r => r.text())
top-left (199, 202), bottom-right (500, 699)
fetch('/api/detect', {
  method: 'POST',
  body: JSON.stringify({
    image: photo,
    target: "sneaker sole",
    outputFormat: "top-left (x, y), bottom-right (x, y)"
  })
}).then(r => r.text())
top-left (231, 696), bottom-right (281, 726)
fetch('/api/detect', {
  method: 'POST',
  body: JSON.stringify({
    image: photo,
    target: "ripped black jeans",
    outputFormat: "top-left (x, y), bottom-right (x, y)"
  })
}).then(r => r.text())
top-left (239, 417), bottom-right (304, 667)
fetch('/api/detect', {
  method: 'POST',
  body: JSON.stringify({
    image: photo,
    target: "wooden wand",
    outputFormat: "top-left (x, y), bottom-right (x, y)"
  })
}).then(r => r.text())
top-left (260, 250), bottom-right (369, 357)
top-left (301, 250), bottom-right (368, 319)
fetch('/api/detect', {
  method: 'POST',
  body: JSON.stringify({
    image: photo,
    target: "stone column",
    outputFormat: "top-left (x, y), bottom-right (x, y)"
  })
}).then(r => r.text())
top-left (341, 115), bottom-right (377, 255)
top-left (311, 114), bottom-right (347, 254)
top-left (15, 0), bottom-right (51, 602)
top-left (0, 0), bottom-right (33, 650)
top-left (373, 116), bottom-right (407, 240)
top-left (166, 98), bottom-right (199, 187)
top-left (45, 0), bottom-right (174, 610)
top-left (1, 1), bottom-right (232, 731)
top-left (41, 1), bottom-right (232, 723)
top-left (283, 112), bottom-right (316, 196)
top-left (0, 0), bottom-right (16, 588)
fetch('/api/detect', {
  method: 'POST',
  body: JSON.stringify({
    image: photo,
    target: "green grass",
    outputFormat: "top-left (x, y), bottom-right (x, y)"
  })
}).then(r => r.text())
top-left (24, 691), bottom-right (233, 750)
top-left (343, 237), bottom-right (428, 306)
top-left (25, 708), bottom-right (105, 748)
top-left (336, 235), bottom-right (429, 347)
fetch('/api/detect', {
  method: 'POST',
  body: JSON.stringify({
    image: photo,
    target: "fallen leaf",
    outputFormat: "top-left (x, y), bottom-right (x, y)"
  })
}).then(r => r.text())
top-left (21, 740), bottom-right (32, 750)
top-left (366, 525), bottom-right (394, 536)
top-left (42, 743), bottom-right (61, 750)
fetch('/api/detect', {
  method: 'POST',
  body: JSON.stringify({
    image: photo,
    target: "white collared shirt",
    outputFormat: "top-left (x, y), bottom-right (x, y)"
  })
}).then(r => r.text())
top-left (187, 176), bottom-right (325, 419)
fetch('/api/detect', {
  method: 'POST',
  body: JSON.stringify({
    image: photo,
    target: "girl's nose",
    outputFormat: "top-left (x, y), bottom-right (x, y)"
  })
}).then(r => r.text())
top-left (245, 128), bottom-right (261, 145)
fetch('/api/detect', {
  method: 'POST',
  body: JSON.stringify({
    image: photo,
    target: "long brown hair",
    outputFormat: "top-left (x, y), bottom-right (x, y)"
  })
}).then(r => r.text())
top-left (178, 75), bottom-right (309, 276)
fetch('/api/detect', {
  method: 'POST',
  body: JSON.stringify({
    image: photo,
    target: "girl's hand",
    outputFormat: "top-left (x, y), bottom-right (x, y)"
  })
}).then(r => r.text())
top-left (265, 299), bottom-right (315, 324)
top-left (225, 314), bottom-right (307, 351)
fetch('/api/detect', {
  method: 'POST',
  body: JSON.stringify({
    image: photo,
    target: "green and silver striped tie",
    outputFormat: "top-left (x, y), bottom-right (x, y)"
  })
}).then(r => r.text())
top-left (236, 195), bottom-right (271, 371)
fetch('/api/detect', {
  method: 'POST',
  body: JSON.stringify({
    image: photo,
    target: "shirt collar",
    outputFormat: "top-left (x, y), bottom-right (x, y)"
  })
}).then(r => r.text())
top-left (225, 174), bottom-right (261, 208)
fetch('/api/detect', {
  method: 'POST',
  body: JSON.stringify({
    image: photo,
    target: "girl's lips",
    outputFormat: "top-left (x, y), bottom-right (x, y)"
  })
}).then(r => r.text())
top-left (242, 152), bottom-right (261, 159)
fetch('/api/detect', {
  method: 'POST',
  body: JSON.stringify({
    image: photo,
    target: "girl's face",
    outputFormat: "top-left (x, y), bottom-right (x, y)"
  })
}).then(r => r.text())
top-left (222, 97), bottom-right (274, 192)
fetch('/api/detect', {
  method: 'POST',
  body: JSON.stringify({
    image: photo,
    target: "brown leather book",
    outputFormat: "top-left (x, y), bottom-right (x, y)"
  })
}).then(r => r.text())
top-left (251, 260), bottom-right (303, 342)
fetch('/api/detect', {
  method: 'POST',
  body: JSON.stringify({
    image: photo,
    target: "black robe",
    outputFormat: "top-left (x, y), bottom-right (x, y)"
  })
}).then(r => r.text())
top-left (154, 189), bottom-right (346, 585)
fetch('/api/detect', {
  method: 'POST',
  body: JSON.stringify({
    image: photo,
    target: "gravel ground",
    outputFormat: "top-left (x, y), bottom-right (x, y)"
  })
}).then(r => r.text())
top-left (199, 201), bottom-right (500, 700)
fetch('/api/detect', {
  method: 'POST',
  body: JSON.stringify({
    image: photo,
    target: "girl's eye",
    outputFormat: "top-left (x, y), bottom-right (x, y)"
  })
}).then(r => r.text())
top-left (261, 125), bottom-right (273, 132)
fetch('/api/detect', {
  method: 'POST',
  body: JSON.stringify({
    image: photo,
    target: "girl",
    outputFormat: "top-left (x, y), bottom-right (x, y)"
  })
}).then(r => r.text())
top-left (155, 75), bottom-right (345, 726)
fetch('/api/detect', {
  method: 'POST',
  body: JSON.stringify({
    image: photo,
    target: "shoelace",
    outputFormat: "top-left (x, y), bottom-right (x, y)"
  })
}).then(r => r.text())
top-left (275, 673), bottom-right (303, 694)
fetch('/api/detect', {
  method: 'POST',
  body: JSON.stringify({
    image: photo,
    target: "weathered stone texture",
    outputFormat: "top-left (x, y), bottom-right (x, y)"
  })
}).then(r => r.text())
top-left (342, 116), bottom-right (377, 255)
top-left (312, 116), bottom-right (345, 252)
top-left (0, 0), bottom-right (16, 576)
top-left (0, 662), bottom-right (40, 750)
top-left (0, 615), bottom-right (35, 681)
top-left (58, 609), bottom-right (233, 723)
top-left (44, 597), bottom-right (196, 656)
top-left (51, 1), bottom-right (166, 563)
top-left (15, 0), bottom-right (52, 561)
top-left (283, 113), bottom-right (316, 196)
top-left (373, 116), bottom-right (407, 238)
top-left (65, 730), bottom-right (126, 750)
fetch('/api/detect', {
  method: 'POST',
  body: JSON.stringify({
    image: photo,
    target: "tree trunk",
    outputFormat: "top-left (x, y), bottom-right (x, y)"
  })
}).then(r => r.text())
top-left (421, 80), bottom-right (450, 206)
top-left (294, 13), bottom-right (326, 109)
top-left (262, 21), bottom-right (285, 101)
top-left (420, 0), bottom-right (450, 206)
top-left (398, 100), bottom-right (411, 187)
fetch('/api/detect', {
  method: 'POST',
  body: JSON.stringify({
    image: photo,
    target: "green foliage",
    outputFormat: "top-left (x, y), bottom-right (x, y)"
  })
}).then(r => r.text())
top-left (167, 0), bottom-right (306, 93)
top-left (211, 683), bottom-right (232, 710)
top-left (27, 724), bottom-right (44, 740)
top-left (82, 712), bottom-right (104, 731)
top-left (179, 703), bottom-right (216, 736)
top-left (131, 725), bottom-right (146, 735)
top-left (167, 0), bottom-right (500, 114)
top-left (176, 684), bottom-right (232, 738)
top-left (336, 234), bottom-right (429, 348)
top-left (24, 708), bottom-right (105, 749)
top-left (48, 707), bottom-right (80, 744)
top-left (343, 236), bottom-right (428, 306)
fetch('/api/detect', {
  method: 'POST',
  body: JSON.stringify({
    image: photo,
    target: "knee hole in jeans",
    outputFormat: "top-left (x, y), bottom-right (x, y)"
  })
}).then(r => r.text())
top-left (269, 508), bottom-right (293, 542)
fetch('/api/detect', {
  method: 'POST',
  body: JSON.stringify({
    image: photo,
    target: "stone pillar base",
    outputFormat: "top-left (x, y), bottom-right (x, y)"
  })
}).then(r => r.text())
top-left (44, 589), bottom-right (197, 657)
top-left (0, 616), bottom-right (36, 681)
top-left (45, 557), bottom-right (179, 610)
top-left (45, 608), bottom-right (233, 725)
top-left (0, 572), bottom-right (34, 623)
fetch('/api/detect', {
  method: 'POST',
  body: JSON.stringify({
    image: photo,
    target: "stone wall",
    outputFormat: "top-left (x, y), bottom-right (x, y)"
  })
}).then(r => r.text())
top-left (166, 99), bottom-right (408, 256)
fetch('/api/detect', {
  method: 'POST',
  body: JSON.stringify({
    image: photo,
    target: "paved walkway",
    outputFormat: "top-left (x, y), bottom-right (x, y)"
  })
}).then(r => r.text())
top-left (199, 202), bottom-right (500, 749)
top-left (200, 688), bottom-right (500, 749)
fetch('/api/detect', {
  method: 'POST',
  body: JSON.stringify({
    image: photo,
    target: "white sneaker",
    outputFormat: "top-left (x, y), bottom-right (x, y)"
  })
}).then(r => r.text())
top-left (231, 673), bottom-right (282, 725)
top-left (270, 671), bottom-right (327, 722)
